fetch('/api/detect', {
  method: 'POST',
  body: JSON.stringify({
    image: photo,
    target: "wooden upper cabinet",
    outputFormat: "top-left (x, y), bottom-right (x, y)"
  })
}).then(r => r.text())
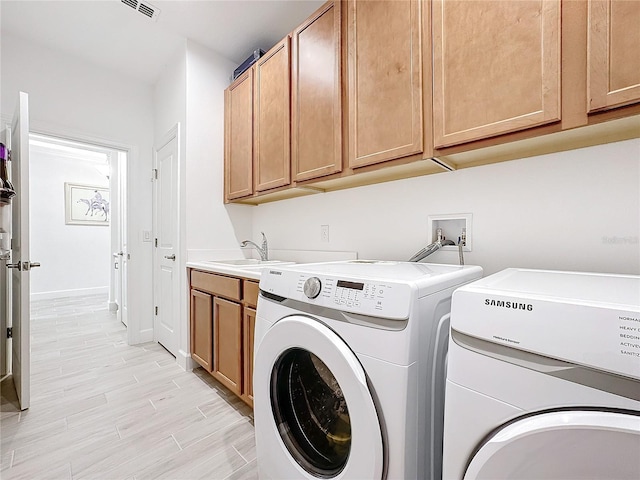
top-left (432, 0), bottom-right (561, 148)
top-left (255, 37), bottom-right (291, 192)
top-left (587, 0), bottom-right (640, 112)
top-left (224, 69), bottom-right (254, 201)
top-left (292, 1), bottom-right (342, 182)
top-left (347, 0), bottom-right (423, 169)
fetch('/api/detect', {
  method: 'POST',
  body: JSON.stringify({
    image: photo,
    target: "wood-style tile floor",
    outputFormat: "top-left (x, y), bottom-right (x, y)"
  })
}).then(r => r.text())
top-left (0, 294), bottom-right (258, 479)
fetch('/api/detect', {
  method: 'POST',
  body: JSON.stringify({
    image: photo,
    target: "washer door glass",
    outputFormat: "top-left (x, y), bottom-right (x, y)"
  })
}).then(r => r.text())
top-left (271, 347), bottom-right (351, 477)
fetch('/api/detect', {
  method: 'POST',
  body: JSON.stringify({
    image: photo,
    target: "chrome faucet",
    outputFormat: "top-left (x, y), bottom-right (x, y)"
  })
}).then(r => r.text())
top-left (240, 232), bottom-right (269, 261)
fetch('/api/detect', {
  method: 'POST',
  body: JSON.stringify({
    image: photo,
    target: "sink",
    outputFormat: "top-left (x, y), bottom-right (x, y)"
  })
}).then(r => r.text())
top-left (202, 259), bottom-right (289, 267)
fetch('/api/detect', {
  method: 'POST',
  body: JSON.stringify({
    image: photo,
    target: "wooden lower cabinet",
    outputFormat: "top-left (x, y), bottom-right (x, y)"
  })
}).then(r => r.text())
top-left (242, 307), bottom-right (256, 407)
top-left (212, 297), bottom-right (243, 396)
top-left (190, 289), bottom-right (213, 372)
top-left (189, 270), bottom-right (259, 408)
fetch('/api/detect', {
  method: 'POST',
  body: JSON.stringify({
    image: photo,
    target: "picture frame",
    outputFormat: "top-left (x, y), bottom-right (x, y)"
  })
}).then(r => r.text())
top-left (65, 183), bottom-right (110, 226)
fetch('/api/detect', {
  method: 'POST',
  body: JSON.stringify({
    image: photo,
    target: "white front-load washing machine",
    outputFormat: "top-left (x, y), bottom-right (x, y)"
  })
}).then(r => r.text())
top-left (253, 260), bottom-right (482, 480)
top-left (443, 268), bottom-right (640, 479)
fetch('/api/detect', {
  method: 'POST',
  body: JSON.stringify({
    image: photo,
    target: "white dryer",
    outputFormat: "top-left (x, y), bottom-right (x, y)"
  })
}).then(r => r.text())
top-left (443, 268), bottom-right (640, 479)
top-left (253, 260), bottom-right (482, 480)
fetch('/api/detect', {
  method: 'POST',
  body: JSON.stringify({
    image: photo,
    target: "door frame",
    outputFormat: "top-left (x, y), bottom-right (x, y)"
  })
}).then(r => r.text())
top-left (152, 123), bottom-right (188, 367)
top-left (20, 121), bottom-right (138, 346)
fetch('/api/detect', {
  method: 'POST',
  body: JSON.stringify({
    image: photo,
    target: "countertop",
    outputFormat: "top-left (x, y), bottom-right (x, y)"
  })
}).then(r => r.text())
top-left (186, 261), bottom-right (295, 281)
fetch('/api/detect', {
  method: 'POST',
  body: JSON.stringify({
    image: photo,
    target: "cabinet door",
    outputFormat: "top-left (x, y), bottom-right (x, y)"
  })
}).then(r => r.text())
top-left (292, 1), bottom-right (342, 181)
top-left (433, 0), bottom-right (560, 147)
top-left (242, 307), bottom-right (256, 407)
top-left (213, 297), bottom-right (243, 396)
top-left (224, 69), bottom-right (254, 201)
top-left (190, 289), bottom-right (213, 372)
top-left (347, 0), bottom-right (423, 168)
top-left (255, 37), bottom-right (291, 192)
top-left (588, 0), bottom-right (640, 112)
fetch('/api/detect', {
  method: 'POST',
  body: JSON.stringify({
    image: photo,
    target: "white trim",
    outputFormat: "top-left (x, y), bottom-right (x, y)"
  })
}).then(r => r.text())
top-left (18, 124), bottom-right (144, 347)
top-left (138, 328), bottom-right (154, 344)
top-left (26, 119), bottom-right (135, 154)
top-left (177, 349), bottom-right (197, 371)
top-left (30, 286), bottom-right (109, 302)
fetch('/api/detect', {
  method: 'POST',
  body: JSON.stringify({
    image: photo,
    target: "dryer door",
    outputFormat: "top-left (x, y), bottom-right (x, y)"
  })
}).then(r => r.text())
top-left (254, 315), bottom-right (384, 480)
top-left (465, 410), bottom-right (640, 479)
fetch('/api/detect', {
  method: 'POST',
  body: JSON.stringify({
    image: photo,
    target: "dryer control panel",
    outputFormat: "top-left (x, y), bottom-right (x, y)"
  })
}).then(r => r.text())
top-left (262, 268), bottom-right (414, 320)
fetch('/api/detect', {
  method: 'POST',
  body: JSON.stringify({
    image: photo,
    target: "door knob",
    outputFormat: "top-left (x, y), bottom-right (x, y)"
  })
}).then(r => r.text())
top-left (6, 262), bottom-right (21, 270)
top-left (164, 254), bottom-right (176, 261)
top-left (30, 262), bottom-right (41, 268)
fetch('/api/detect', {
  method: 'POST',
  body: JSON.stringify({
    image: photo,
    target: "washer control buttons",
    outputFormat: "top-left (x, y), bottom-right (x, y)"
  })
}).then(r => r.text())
top-left (303, 277), bottom-right (322, 299)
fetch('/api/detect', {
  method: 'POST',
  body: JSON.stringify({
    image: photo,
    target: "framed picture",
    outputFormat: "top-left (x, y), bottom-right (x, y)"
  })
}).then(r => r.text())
top-left (65, 183), bottom-right (110, 226)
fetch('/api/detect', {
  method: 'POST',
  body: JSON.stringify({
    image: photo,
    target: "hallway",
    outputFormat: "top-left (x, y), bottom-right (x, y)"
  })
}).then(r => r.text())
top-left (1, 295), bottom-right (257, 479)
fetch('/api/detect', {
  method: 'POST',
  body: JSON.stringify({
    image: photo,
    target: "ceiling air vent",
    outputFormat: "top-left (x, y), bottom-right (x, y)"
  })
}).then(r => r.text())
top-left (121, 0), bottom-right (161, 21)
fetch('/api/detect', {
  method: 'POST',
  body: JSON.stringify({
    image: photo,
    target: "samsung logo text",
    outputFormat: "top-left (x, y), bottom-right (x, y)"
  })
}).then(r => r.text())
top-left (485, 299), bottom-right (533, 311)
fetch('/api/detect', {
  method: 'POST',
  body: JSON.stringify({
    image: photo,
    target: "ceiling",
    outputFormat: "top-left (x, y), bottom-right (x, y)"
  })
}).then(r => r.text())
top-left (0, 0), bottom-right (325, 84)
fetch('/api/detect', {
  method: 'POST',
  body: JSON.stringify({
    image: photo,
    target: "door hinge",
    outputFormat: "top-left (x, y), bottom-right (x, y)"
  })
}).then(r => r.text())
top-left (6, 327), bottom-right (12, 338)
top-left (155, 306), bottom-right (158, 315)
top-left (152, 168), bottom-right (158, 180)
top-left (155, 238), bottom-right (158, 248)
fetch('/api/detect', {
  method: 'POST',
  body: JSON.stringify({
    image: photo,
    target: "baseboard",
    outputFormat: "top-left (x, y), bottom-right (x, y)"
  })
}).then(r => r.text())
top-left (138, 328), bottom-right (154, 344)
top-left (31, 286), bottom-right (109, 302)
top-left (176, 349), bottom-right (198, 371)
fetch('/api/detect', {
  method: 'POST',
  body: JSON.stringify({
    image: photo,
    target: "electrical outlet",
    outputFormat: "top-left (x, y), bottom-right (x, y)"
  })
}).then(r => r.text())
top-left (321, 225), bottom-right (330, 243)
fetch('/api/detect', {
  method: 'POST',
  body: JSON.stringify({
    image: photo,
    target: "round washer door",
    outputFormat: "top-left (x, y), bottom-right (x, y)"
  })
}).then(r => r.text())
top-left (465, 410), bottom-right (640, 479)
top-left (254, 315), bottom-right (384, 480)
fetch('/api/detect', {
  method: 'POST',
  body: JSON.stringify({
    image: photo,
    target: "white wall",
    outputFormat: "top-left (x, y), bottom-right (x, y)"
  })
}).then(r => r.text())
top-left (184, 40), bottom-right (252, 255)
top-left (29, 150), bottom-right (110, 299)
top-left (153, 40), bottom-right (253, 368)
top-left (252, 139), bottom-right (640, 276)
top-left (154, 43), bottom-right (187, 143)
top-left (1, 32), bottom-right (155, 343)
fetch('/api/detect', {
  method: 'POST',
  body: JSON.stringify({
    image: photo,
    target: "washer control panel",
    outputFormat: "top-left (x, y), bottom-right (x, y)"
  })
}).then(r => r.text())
top-left (289, 273), bottom-right (412, 320)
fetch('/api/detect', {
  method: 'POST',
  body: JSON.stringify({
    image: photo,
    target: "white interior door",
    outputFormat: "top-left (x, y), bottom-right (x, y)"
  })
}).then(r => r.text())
top-left (153, 130), bottom-right (179, 357)
top-left (9, 92), bottom-right (34, 410)
top-left (113, 251), bottom-right (124, 325)
top-left (114, 151), bottom-right (128, 327)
